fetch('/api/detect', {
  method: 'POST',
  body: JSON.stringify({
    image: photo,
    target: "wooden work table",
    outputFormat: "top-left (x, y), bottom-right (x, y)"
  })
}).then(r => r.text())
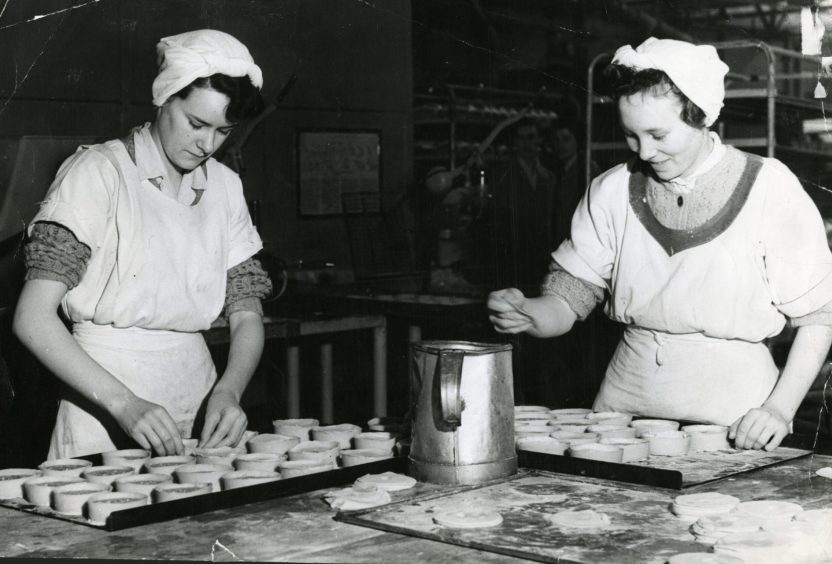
top-left (2, 453), bottom-right (831, 562)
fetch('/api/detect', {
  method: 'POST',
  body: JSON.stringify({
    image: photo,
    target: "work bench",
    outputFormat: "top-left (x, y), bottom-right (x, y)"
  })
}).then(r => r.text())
top-left (2, 452), bottom-right (830, 562)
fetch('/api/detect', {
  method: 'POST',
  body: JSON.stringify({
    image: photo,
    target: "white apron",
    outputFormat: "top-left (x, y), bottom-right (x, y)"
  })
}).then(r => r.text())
top-left (49, 324), bottom-right (216, 458)
top-left (43, 139), bottom-right (242, 459)
top-left (593, 327), bottom-right (778, 426)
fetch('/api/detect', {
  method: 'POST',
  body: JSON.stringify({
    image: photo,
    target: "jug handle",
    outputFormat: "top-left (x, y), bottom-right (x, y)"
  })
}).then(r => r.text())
top-left (438, 349), bottom-right (464, 428)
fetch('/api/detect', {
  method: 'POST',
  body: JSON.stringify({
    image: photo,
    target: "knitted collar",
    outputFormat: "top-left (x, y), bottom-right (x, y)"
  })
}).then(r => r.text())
top-left (628, 147), bottom-right (762, 256)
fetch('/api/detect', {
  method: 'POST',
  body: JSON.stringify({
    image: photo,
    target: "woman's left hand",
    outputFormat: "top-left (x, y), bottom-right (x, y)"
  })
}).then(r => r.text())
top-left (199, 389), bottom-right (248, 448)
top-left (728, 405), bottom-right (789, 451)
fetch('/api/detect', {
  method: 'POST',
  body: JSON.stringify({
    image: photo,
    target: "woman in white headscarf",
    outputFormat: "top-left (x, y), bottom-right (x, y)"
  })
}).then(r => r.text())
top-left (489, 37), bottom-right (832, 451)
top-left (14, 29), bottom-right (272, 459)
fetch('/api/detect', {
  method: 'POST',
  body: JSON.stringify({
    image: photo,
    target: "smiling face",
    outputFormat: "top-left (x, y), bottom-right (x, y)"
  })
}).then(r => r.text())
top-left (152, 86), bottom-right (235, 174)
top-left (618, 90), bottom-right (711, 181)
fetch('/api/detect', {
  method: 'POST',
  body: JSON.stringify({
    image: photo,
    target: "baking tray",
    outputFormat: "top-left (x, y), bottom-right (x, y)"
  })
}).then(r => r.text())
top-left (335, 469), bottom-right (699, 564)
top-left (518, 445), bottom-right (812, 489)
top-left (0, 456), bottom-right (407, 531)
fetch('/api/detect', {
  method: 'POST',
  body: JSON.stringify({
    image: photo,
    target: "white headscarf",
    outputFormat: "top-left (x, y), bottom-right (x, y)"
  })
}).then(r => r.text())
top-left (152, 29), bottom-right (263, 107)
top-left (612, 37), bottom-right (729, 127)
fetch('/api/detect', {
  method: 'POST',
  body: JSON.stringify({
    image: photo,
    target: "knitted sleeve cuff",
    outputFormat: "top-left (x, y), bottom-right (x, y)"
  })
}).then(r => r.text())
top-left (224, 257), bottom-right (272, 318)
top-left (23, 221), bottom-right (91, 290)
top-left (540, 262), bottom-right (605, 321)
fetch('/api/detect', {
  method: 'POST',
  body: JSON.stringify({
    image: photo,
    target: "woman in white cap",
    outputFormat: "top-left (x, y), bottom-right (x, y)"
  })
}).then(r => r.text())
top-left (489, 37), bottom-right (832, 451)
top-left (13, 29), bottom-right (272, 459)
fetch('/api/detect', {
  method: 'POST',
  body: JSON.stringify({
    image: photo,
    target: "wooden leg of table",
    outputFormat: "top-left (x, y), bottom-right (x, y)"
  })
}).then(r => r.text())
top-left (408, 325), bottom-right (422, 343)
top-left (320, 342), bottom-right (333, 424)
top-left (373, 323), bottom-right (388, 417)
top-left (286, 345), bottom-right (300, 418)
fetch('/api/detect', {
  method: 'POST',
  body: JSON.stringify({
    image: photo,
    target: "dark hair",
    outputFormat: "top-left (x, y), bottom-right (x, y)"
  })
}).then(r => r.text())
top-left (601, 64), bottom-right (707, 128)
top-left (171, 73), bottom-right (265, 123)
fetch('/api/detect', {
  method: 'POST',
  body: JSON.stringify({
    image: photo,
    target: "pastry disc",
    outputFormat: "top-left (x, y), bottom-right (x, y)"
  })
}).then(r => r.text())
top-left (434, 508), bottom-right (503, 529)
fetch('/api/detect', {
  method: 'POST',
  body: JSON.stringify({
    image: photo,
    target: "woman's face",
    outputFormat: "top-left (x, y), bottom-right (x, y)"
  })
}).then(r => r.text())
top-left (618, 91), bottom-right (709, 181)
top-left (154, 86), bottom-right (234, 173)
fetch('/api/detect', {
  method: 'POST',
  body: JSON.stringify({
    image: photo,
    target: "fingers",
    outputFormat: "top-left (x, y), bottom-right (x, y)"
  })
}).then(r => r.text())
top-left (488, 314), bottom-right (532, 334)
top-left (120, 400), bottom-right (183, 456)
top-left (201, 408), bottom-right (247, 448)
top-left (487, 288), bottom-right (525, 313)
top-left (730, 408), bottom-right (789, 450)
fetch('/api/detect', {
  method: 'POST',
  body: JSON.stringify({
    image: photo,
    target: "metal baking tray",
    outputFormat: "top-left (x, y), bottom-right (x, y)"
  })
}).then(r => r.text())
top-left (0, 456), bottom-right (406, 531)
top-left (518, 444), bottom-right (812, 489)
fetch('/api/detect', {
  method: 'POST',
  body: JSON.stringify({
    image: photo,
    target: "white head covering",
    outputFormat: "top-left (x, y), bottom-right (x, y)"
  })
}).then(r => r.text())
top-left (152, 29), bottom-right (263, 107)
top-left (611, 37), bottom-right (729, 127)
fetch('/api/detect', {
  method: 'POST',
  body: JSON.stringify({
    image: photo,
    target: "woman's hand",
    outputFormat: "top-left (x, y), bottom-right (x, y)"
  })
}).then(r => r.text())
top-left (488, 288), bottom-right (534, 334)
top-left (114, 396), bottom-right (184, 456)
top-left (199, 388), bottom-right (247, 449)
top-left (728, 405), bottom-right (790, 451)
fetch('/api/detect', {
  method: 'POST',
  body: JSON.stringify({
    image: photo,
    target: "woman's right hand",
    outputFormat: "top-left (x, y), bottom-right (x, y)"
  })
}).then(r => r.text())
top-left (113, 396), bottom-right (184, 456)
top-left (488, 288), bottom-right (534, 334)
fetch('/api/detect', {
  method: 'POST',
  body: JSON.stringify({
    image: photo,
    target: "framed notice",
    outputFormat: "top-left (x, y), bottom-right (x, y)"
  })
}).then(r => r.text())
top-left (297, 129), bottom-right (381, 216)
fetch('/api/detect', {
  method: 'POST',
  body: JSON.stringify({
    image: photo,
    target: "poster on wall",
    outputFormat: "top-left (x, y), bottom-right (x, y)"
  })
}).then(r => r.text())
top-left (297, 129), bottom-right (381, 216)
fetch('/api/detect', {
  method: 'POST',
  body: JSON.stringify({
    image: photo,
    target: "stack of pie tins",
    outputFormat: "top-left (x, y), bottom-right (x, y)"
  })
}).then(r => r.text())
top-left (690, 513), bottom-right (765, 545)
top-left (671, 492), bottom-right (740, 521)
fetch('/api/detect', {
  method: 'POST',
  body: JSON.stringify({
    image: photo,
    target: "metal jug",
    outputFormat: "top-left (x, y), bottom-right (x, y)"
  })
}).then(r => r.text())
top-left (409, 340), bottom-right (516, 484)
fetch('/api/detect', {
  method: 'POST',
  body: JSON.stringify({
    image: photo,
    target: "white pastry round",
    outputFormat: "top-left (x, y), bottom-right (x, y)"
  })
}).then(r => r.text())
top-left (352, 432), bottom-right (396, 452)
top-left (557, 423), bottom-right (591, 434)
top-left (234, 452), bottom-right (285, 472)
top-left (586, 411), bottom-right (633, 427)
top-left (516, 425), bottom-right (556, 437)
top-left (278, 459), bottom-right (332, 478)
top-left (549, 431), bottom-right (599, 447)
top-left (143, 455), bottom-right (194, 475)
top-left (641, 430), bottom-right (690, 456)
top-left (630, 419), bottom-right (680, 437)
top-left (51, 481), bottom-right (109, 515)
top-left (86, 491), bottom-right (147, 524)
top-left (0, 468), bottom-right (42, 499)
top-left (324, 484), bottom-right (391, 510)
top-left (587, 424), bottom-right (636, 440)
top-left (22, 476), bottom-right (84, 507)
top-left (81, 466), bottom-right (135, 486)
top-left (731, 500), bottom-right (803, 523)
top-left (194, 446), bottom-right (237, 466)
top-left (340, 449), bottom-right (392, 467)
top-left (181, 438), bottom-right (199, 456)
top-left (434, 508), bottom-right (503, 529)
top-left (516, 435), bottom-right (566, 455)
top-left (548, 509), bottom-right (611, 529)
top-left (220, 470), bottom-right (281, 490)
top-left (681, 425), bottom-right (731, 452)
top-left (247, 433), bottom-right (300, 455)
top-left (173, 463), bottom-right (233, 492)
top-left (113, 473), bottom-right (173, 497)
top-left (514, 405), bottom-right (550, 413)
top-left (311, 424), bottom-right (362, 449)
top-left (152, 482), bottom-right (211, 503)
top-left (272, 418), bottom-right (319, 441)
top-left (354, 471), bottom-right (416, 492)
top-left (288, 440), bottom-right (340, 465)
top-left (569, 443), bottom-right (624, 463)
top-left (598, 438), bottom-right (649, 462)
top-left (101, 449), bottom-right (151, 472)
top-left (549, 408), bottom-right (592, 419)
top-left (38, 458), bottom-right (93, 477)
top-left (691, 513), bottom-right (764, 545)
top-left (672, 492), bottom-right (740, 520)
